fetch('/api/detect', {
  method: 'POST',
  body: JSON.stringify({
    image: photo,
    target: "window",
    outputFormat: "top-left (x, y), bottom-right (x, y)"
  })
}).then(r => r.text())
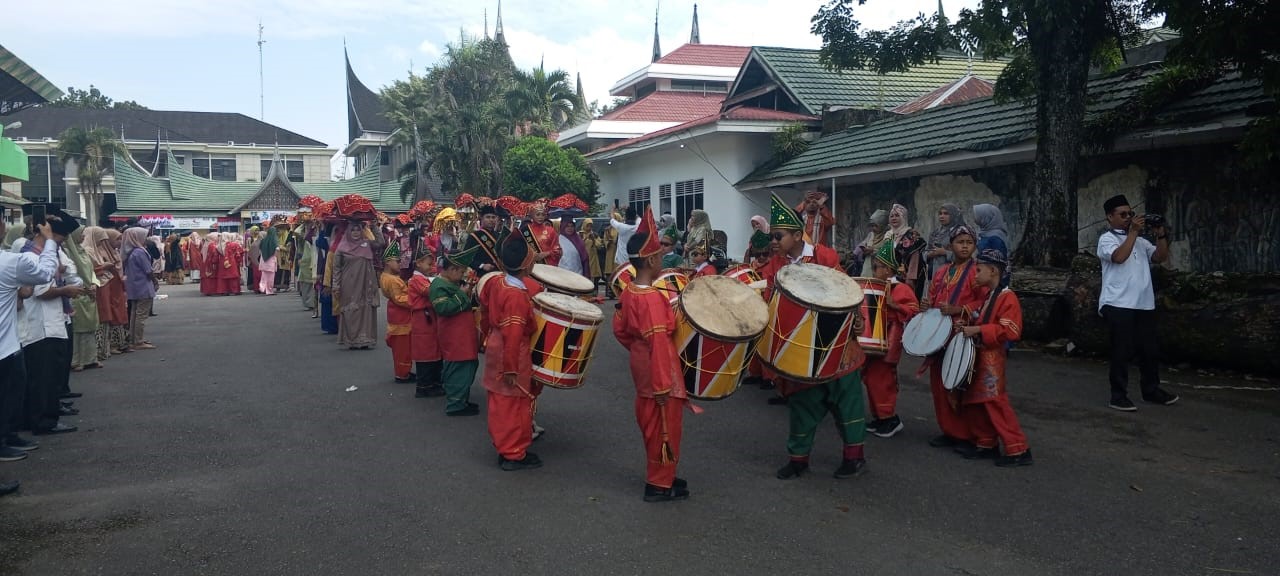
top-left (627, 186), bottom-right (650, 216)
top-left (19, 155), bottom-right (66, 209)
top-left (658, 184), bottom-right (672, 218)
top-left (674, 178), bottom-right (704, 226)
top-left (261, 159), bottom-right (305, 182)
top-left (380, 149), bottom-right (391, 166)
top-left (211, 159), bottom-right (236, 181)
top-left (670, 79), bottom-right (729, 93)
top-left (191, 158), bottom-right (210, 179)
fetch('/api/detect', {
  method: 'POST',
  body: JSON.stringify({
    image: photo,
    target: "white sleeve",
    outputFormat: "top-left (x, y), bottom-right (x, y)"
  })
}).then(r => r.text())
top-left (15, 241), bottom-right (59, 285)
top-left (1140, 238), bottom-right (1156, 258)
top-left (61, 252), bottom-right (84, 287)
top-left (1096, 233), bottom-right (1119, 260)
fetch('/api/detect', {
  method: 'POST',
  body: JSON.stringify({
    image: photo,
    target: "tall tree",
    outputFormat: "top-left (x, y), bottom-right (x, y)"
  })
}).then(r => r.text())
top-left (811, 0), bottom-right (1148, 267)
top-left (54, 126), bottom-right (126, 225)
top-left (501, 136), bottom-right (599, 205)
top-left (506, 66), bottom-right (581, 136)
top-left (47, 85), bottom-right (147, 110)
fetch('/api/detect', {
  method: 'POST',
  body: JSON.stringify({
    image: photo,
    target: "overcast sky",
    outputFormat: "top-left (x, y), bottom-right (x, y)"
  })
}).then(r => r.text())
top-left (5, 0), bottom-right (976, 167)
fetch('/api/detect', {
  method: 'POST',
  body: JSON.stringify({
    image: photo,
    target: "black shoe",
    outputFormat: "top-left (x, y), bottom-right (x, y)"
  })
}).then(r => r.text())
top-left (928, 435), bottom-right (960, 448)
top-left (872, 416), bottom-right (904, 438)
top-left (995, 450), bottom-right (1034, 467)
top-left (767, 395), bottom-right (788, 406)
top-left (59, 406), bottom-right (79, 417)
top-left (643, 483), bottom-right (690, 502)
top-left (59, 392), bottom-right (83, 400)
top-left (955, 443), bottom-right (998, 460)
top-left (4, 436), bottom-right (38, 452)
top-left (395, 376), bottom-right (416, 384)
top-left (865, 418), bottom-right (881, 433)
top-left (1142, 389), bottom-right (1180, 406)
top-left (33, 423), bottom-right (77, 436)
top-left (415, 385), bottom-right (445, 398)
top-left (500, 453), bottom-right (543, 471)
top-left (446, 405), bottom-right (480, 416)
top-left (834, 458), bottom-right (867, 479)
top-left (1109, 397), bottom-right (1138, 412)
top-left (776, 460), bottom-right (809, 480)
top-left (0, 447), bottom-right (28, 462)
top-left (466, 402), bottom-right (479, 410)
top-left (760, 380), bottom-right (776, 390)
top-left (0, 480), bottom-right (18, 496)
top-left (60, 401), bottom-right (74, 409)
top-left (673, 477), bottom-right (688, 489)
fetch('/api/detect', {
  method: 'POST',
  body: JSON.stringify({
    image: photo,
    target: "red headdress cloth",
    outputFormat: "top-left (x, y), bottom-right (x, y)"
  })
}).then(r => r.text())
top-left (630, 206), bottom-right (663, 259)
top-left (334, 194), bottom-right (376, 221)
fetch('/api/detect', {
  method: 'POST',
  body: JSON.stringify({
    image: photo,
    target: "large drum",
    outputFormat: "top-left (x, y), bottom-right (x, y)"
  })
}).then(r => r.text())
top-left (675, 276), bottom-right (769, 400)
top-left (941, 333), bottom-right (976, 391)
top-left (611, 263), bottom-right (635, 296)
top-left (474, 271), bottom-right (503, 353)
top-left (758, 263), bottom-right (866, 383)
top-left (530, 292), bottom-right (604, 389)
top-left (652, 269), bottom-right (689, 307)
top-left (723, 264), bottom-right (763, 287)
top-left (903, 308), bottom-right (953, 357)
top-left (531, 263), bottom-right (596, 296)
top-left (854, 277), bottom-right (889, 356)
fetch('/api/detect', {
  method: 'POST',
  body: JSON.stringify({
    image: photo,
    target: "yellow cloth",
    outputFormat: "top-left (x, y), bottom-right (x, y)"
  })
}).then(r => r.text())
top-left (380, 272), bottom-right (412, 336)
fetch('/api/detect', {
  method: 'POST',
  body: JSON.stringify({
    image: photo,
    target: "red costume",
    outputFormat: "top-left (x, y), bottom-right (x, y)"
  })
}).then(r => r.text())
top-left (218, 242), bottom-right (243, 295)
top-left (795, 202), bottom-right (835, 247)
top-left (691, 262), bottom-right (717, 278)
top-left (523, 220), bottom-right (562, 267)
top-left (481, 275), bottom-right (545, 461)
top-left (862, 280), bottom-right (919, 419)
top-left (614, 283), bottom-right (688, 489)
top-left (926, 260), bottom-right (989, 441)
top-left (407, 272), bottom-right (441, 363)
top-left (203, 243), bottom-right (222, 295)
top-left (964, 289), bottom-right (1029, 456)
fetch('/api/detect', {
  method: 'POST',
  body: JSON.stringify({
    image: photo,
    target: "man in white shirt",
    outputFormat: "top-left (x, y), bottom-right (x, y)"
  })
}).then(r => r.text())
top-left (611, 205), bottom-right (639, 267)
top-left (0, 212), bottom-right (62, 495)
top-left (1096, 194), bottom-right (1177, 412)
top-left (19, 216), bottom-right (83, 436)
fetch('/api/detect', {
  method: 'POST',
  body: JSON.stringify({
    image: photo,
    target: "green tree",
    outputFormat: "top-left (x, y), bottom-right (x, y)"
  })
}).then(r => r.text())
top-left (506, 66), bottom-right (581, 137)
top-left (54, 126), bottom-right (127, 225)
top-left (811, 0), bottom-right (1149, 267)
top-left (501, 136), bottom-right (599, 205)
top-left (48, 85), bottom-right (147, 110)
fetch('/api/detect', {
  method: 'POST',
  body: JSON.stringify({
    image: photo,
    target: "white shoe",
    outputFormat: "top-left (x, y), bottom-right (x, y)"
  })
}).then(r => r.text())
top-left (532, 422), bottom-right (546, 441)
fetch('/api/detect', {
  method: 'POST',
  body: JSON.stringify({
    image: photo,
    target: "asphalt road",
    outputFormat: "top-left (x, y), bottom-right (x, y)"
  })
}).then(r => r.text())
top-left (1, 283), bottom-right (1277, 576)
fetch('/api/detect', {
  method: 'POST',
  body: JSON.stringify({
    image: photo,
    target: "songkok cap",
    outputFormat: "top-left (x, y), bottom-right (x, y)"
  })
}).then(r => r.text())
top-left (1103, 194), bottom-right (1130, 215)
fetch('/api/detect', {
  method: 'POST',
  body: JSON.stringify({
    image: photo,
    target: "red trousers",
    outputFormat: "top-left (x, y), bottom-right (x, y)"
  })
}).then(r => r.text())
top-left (635, 396), bottom-right (684, 489)
top-left (862, 358), bottom-right (899, 419)
top-left (219, 277), bottom-right (241, 295)
top-left (488, 391), bottom-right (535, 460)
top-left (386, 334), bottom-right (412, 379)
top-left (965, 396), bottom-right (1029, 455)
top-left (929, 361), bottom-right (972, 441)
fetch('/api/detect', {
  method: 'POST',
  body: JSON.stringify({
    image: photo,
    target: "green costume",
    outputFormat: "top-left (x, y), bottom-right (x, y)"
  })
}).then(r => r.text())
top-left (785, 372), bottom-right (867, 457)
top-left (430, 246), bottom-right (480, 414)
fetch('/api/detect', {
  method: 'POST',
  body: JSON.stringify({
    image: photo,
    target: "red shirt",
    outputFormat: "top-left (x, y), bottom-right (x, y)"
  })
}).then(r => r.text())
top-left (613, 283), bottom-right (686, 399)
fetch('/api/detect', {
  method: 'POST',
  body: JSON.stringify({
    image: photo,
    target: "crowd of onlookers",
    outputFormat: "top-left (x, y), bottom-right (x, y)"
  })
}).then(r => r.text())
top-left (0, 208), bottom-right (165, 497)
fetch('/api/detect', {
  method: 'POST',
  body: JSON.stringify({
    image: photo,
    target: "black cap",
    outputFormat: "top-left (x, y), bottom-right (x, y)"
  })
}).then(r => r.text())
top-left (48, 208), bottom-right (81, 236)
top-left (478, 204), bottom-right (497, 217)
top-left (1103, 194), bottom-right (1129, 215)
top-left (499, 234), bottom-right (529, 272)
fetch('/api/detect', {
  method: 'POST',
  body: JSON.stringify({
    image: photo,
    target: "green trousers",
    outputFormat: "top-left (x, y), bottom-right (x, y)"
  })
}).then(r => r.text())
top-left (786, 371), bottom-right (867, 457)
top-left (443, 360), bottom-right (478, 414)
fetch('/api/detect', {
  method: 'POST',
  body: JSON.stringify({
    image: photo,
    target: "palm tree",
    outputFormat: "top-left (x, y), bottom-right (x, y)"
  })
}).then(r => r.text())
top-left (506, 66), bottom-right (581, 137)
top-left (55, 126), bottom-right (125, 225)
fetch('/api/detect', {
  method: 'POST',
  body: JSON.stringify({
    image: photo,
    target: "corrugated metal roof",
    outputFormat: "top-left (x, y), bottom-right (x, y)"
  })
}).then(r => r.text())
top-left (890, 75), bottom-right (995, 114)
top-left (6, 108), bottom-right (327, 147)
top-left (0, 43), bottom-right (63, 115)
top-left (588, 106), bottom-right (815, 158)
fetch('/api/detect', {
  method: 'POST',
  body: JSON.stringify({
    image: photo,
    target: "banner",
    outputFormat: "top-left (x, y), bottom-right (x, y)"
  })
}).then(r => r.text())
top-left (245, 210), bottom-right (295, 223)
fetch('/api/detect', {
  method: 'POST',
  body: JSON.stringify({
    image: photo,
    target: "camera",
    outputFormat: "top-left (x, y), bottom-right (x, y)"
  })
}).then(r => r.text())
top-left (1142, 213), bottom-right (1168, 239)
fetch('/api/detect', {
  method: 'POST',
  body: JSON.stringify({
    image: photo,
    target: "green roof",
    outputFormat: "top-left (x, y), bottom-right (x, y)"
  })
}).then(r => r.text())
top-left (744, 64), bottom-right (1270, 186)
top-left (0, 43), bottom-right (63, 115)
top-left (749, 47), bottom-right (1009, 115)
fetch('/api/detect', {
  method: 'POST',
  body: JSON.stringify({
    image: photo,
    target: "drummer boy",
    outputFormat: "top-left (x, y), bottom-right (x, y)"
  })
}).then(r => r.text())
top-left (688, 237), bottom-right (716, 278)
top-left (613, 207), bottom-right (690, 502)
top-left (862, 242), bottom-right (919, 439)
top-left (430, 246), bottom-right (483, 416)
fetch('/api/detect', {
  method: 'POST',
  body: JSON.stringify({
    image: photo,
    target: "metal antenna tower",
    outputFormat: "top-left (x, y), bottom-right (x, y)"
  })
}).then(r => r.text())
top-left (258, 21), bottom-right (267, 120)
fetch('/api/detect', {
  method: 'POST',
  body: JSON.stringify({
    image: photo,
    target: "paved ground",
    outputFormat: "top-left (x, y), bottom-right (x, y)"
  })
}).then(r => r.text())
top-left (1, 283), bottom-right (1277, 576)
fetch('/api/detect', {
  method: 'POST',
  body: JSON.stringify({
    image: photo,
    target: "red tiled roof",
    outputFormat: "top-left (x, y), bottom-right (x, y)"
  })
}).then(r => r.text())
top-left (891, 75), bottom-right (995, 115)
top-left (589, 106), bottom-right (817, 157)
top-left (601, 92), bottom-right (726, 122)
top-left (656, 44), bottom-right (752, 68)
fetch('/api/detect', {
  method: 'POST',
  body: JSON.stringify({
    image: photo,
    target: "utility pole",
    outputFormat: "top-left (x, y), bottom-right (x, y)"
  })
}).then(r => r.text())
top-left (258, 21), bottom-right (267, 120)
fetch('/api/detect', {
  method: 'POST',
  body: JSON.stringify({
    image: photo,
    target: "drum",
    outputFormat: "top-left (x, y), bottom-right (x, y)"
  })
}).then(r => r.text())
top-left (852, 278), bottom-right (889, 355)
top-left (759, 263), bottom-right (866, 382)
top-left (675, 276), bottom-right (770, 400)
top-left (611, 263), bottom-right (635, 296)
top-left (941, 333), bottom-right (976, 391)
top-left (530, 292), bottom-right (604, 389)
top-left (474, 271), bottom-right (503, 352)
top-left (903, 308), bottom-right (953, 357)
top-left (651, 269), bottom-right (689, 307)
top-left (531, 263), bottom-right (596, 296)
top-left (723, 264), bottom-right (763, 287)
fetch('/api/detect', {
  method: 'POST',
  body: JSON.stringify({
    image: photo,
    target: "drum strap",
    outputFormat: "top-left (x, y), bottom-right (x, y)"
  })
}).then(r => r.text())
top-left (473, 230), bottom-right (500, 266)
top-left (945, 261), bottom-right (975, 305)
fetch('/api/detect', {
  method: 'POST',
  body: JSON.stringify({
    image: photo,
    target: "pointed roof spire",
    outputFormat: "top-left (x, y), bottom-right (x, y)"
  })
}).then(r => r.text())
top-left (485, 8), bottom-right (489, 39)
top-left (651, 6), bottom-right (662, 63)
top-left (495, 0), bottom-right (506, 46)
top-left (690, 3), bottom-right (701, 44)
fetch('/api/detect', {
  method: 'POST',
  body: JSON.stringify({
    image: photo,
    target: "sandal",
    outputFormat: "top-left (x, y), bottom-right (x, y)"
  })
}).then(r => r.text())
top-left (132, 343), bottom-right (157, 350)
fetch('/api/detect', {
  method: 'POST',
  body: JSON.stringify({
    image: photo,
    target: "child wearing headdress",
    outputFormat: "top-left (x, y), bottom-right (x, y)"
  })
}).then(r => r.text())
top-left (861, 241), bottom-right (919, 438)
top-left (380, 242), bottom-right (414, 383)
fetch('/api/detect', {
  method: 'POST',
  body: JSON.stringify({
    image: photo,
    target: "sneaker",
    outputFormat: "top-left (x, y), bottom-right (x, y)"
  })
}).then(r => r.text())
top-left (4, 436), bottom-right (38, 452)
top-left (531, 422), bottom-right (546, 441)
top-left (954, 443), bottom-right (997, 460)
top-left (0, 447), bottom-right (28, 462)
top-left (872, 416), bottom-right (904, 438)
top-left (928, 435), bottom-right (960, 448)
top-left (865, 418), bottom-right (881, 433)
top-left (1109, 397), bottom-right (1138, 412)
top-left (776, 460), bottom-right (809, 480)
top-left (643, 483), bottom-right (691, 503)
top-left (995, 450), bottom-right (1034, 467)
top-left (833, 458), bottom-right (867, 479)
top-left (500, 453), bottom-right (543, 471)
top-left (1142, 390), bottom-right (1180, 406)
top-left (32, 422), bottom-right (77, 436)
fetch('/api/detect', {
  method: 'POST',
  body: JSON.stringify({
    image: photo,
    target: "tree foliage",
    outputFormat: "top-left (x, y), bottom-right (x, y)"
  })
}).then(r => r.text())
top-left (771, 123), bottom-right (812, 165)
top-left (48, 85), bottom-right (147, 110)
top-left (507, 67), bottom-right (581, 137)
top-left (501, 136), bottom-right (598, 205)
top-left (55, 126), bottom-right (127, 225)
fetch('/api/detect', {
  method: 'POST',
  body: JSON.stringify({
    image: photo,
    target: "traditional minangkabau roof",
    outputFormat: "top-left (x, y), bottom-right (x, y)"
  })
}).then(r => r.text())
top-left (890, 75), bottom-right (995, 115)
top-left (346, 48), bottom-right (395, 143)
top-left (600, 91), bottom-right (726, 123)
top-left (0, 43), bottom-right (63, 115)
top-left (4, 107), bottom-right (326, 147)
top-left (741, 64), bottom-right (1272, 188)
top-left (588, 105), bottom-right (817, 159)
top-left (725, 46), bottom-right (1009, 116)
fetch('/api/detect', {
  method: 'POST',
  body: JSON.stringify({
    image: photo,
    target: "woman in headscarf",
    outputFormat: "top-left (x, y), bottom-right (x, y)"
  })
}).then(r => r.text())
top-left (743, 215), bottom-right (770, 263)
top-left (202, 232), bottom-right (222, 296)
top-left (852, 209), bottom-right (889, 277)
top-left (164, 234), bottom-right (184, 284)
top-left (244, 226), bottom-right (261, 292)
top-left (121, 227), bottom-right (157, 350)
top-left (556, 218), bottom-right (590, 279)
top-left (220, 231), bottom-right (244, 295)
top-left (925, 204), bottom-right (967, 279)
top-left (274, 223), bottom-right (295, 292)
top-left (581, 218), bottom-right (603, 290)
top-left (684, 209), bottom-right (713, 265)
top-left (296, 221), bottom-right (319, 313)
top-left (66, 227), bottom-right (103, 371)
top-left (185, 232), bottom-right (204, 287)
top-left (887, 203), bottom-right (927, 298)
top-left (257, 228), bottom-right (278, 295)
top-left (333, 220), bottom-right (382, 349)
top-left (601, 221), bottom-right (618, 297)
top-left (84, 227), bottom-right (130, 357)
top-left (972, 203), bottom-right (1010, 245)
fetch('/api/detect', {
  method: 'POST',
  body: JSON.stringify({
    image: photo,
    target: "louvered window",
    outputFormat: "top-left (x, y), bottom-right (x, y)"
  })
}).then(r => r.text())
top-left (674, 178), bottom-right (704, 226)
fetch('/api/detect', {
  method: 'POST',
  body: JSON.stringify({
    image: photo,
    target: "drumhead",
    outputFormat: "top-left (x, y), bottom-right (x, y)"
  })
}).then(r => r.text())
top-left (679, 276), bottom-right (769, 341)
top-left (941, 334), bottom-right (976, 390)
top-left (903, 308), bottom-right (954, 357)
top-left (775, 263), bottom-right (864, 311)
top-left (531, 264), bottom-right (596, 295)
top-left (533, 292), bottom-right (604, 322)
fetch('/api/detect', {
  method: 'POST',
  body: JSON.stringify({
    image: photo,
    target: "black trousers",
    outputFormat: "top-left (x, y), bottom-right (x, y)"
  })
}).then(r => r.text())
top-left (0, 350), bottom-right (27, 441)
top-left (1102, 305), bottom-right (1162, 400)
top-left (23, 338), bottom-right (67, 432)
top-left (62, 322), bottom-right (73, 395)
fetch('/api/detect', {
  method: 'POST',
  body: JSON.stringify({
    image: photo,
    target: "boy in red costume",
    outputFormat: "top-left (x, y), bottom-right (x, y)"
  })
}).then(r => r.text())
top-left (613, 207), bottom-right (690, 503)
top-left (481, 236), bottom-right (545, 470)
top-left (379, 243), bottom-right (414, 383)
top-left (921, 226), bottom-right (987, 449)
top-left (407, 242), bottom-right (443, 398)
top-left (431, 246), bottom-right (483, 415)
top-left (862, 240), bottom-right (919, 438)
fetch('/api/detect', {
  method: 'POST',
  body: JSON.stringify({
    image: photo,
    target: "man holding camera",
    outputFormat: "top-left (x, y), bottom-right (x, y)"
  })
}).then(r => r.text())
top-left (1097, 195), bottom-right (1178, 412)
